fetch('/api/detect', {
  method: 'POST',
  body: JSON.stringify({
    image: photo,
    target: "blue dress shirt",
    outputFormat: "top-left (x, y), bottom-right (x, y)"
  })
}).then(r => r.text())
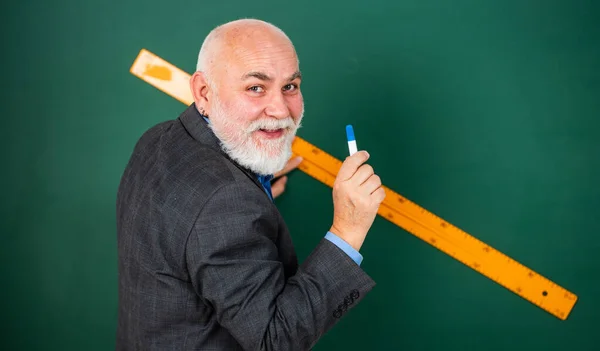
top-left (201, 116), bottom-right (363, 266)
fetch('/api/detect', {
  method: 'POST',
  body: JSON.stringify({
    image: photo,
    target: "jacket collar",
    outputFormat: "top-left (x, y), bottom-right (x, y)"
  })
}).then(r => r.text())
top-left (178, 103), bottom-right (268, 193)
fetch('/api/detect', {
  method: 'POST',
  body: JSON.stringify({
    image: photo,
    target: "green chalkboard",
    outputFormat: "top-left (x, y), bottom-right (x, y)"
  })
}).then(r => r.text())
top-left (2, 0), bottom-right (599, 350)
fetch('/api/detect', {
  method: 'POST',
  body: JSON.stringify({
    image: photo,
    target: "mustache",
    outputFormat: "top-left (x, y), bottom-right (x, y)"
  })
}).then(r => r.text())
top-left (246, 117), bottom-right (296, 132)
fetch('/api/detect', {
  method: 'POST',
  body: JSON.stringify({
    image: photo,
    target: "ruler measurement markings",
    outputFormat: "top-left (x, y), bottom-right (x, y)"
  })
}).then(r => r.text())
top-left (300, 133), bottom-right (577, 320)
top-left (295, 138), bottom-right (499, 256)
top-left (129, 48), bottom-right (578, 320)
top-left (280, 142), bottom-right (547, 304)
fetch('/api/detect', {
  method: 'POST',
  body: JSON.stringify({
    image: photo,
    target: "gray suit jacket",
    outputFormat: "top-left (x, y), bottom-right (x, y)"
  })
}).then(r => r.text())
top-left (115, 103), bottom-right (376, 350)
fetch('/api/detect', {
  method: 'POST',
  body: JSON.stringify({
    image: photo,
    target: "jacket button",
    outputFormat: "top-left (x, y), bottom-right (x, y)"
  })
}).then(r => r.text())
top-left (350, 289), bottom-right (359, 300)
top-left (333, 309), bottom-right (342, 318)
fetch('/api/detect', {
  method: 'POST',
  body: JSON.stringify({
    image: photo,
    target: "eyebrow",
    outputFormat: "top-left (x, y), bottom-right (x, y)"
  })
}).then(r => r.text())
top-left (241, 70), bottom-right (302, 82)
top-left (288, 71), bottom-right (302, 81)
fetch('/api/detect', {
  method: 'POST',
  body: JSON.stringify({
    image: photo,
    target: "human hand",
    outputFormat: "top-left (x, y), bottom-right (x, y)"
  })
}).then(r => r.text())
top-left (271, 156), bottom-right (303, 199)
top-left (329, 151), bottom-right (386, 251)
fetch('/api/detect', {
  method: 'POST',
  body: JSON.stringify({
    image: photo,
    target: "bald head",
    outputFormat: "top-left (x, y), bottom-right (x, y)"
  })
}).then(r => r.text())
top-left (196, 19), bottom-right (297, 81)
top-left (188, 18), bottom-right (304, 175)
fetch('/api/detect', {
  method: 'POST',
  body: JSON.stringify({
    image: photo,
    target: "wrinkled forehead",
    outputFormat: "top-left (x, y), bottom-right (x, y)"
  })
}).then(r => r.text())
top-left (217, 38), bottom-right (300, 81)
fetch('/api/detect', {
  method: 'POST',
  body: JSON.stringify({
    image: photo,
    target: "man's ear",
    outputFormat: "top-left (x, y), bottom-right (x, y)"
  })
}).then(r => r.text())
top-left (189, 71), bottom-right (212, 114)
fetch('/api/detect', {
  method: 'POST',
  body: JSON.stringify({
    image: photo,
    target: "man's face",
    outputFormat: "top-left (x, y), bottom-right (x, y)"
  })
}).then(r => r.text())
top-left (205, 37), bottom-right (304, 176)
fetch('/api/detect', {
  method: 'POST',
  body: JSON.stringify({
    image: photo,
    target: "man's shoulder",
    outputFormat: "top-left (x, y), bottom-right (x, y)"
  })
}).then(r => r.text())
top-left (119, 117), bottom-right (241, 205)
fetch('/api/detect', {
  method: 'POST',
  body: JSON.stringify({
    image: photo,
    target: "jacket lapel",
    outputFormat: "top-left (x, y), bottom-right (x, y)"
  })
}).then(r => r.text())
top-left (178, 103), bottom-right (266, 193)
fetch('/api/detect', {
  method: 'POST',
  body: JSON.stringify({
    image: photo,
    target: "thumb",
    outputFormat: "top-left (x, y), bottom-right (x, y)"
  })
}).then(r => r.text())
top-left (336, 151), bottom-right (370, 181)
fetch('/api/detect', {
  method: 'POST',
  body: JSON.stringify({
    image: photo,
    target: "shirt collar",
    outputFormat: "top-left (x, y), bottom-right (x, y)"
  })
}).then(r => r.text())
top-left (257, 174), bottom-right (274, 183)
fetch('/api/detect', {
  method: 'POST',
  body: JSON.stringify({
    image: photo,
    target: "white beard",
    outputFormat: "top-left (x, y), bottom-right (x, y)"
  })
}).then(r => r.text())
top-left (205, 95), bottom-right (303, 176)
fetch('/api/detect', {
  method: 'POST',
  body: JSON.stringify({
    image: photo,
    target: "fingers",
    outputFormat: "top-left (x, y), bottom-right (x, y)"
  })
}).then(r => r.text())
top-left (270, 176), bottom-right (288, 199)
top-left (271, 156), bottom-right (302, 199)
top-left (351, 164), bottom-right (374, 186)
top-left (337, 151), bottom-right (370, 181)
top-left (273, 156), bottom-right (303, 178)
top-left (372, 187), bottom-right (386, 202)
top-left (360, 173), bottom-right (382, 195)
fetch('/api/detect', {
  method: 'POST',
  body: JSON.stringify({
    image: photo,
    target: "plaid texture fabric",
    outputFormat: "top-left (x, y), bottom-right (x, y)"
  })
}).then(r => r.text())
top-left (115, 104), bottom-right (376, 350)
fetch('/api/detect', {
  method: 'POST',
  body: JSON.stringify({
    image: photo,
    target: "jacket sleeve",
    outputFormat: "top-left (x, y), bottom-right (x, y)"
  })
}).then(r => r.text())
top-left (185, 181), bottom-right (376, 351)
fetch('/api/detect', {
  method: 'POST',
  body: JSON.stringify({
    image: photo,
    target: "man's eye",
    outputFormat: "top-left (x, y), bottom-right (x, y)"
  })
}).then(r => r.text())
top-left (283, 84), bottom-right (298, 92)
top-left (248, 86), bottom-right (264, 93)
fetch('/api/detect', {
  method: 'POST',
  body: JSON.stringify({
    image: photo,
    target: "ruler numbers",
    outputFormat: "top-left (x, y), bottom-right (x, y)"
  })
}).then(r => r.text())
top-left (130, 49), bottom-right (578, 320)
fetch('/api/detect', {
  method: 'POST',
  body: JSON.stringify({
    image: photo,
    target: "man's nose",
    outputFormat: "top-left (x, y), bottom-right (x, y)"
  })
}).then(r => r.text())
top-left (265, 92), bottom-right (289, 119)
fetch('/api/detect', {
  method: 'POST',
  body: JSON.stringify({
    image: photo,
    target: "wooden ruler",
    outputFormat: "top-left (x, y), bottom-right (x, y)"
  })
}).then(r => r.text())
top-left (129, 48), bottom-right (578, 320)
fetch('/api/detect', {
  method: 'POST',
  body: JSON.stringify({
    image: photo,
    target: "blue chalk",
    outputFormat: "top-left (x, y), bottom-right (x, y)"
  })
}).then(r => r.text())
top-left (346, 125), bottom-right (355, 141)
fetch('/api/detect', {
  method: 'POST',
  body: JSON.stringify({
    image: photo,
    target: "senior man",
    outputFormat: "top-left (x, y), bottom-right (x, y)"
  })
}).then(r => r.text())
top-left (116, 18), bottom-right (386, 350)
